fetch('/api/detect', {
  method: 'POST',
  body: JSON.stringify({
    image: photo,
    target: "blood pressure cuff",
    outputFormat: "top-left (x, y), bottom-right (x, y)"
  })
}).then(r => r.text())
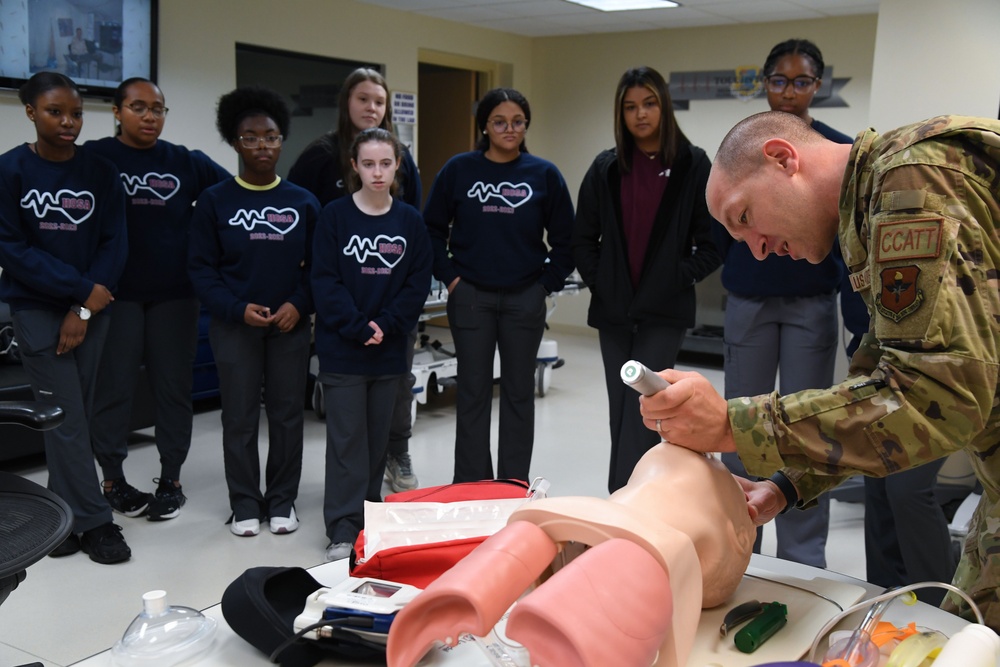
top-left (221, 566), bottom-right (384, 666)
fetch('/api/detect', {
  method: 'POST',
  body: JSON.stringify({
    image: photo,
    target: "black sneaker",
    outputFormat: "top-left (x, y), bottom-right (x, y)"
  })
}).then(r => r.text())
top-left (48, 533), bottom-right (81, 558)
top-left (103, 478), bottom-right (153, 517)
top-left (79, 522), bottom-right (131, 564)
top-left (147, 478), bottom-right (186, 521)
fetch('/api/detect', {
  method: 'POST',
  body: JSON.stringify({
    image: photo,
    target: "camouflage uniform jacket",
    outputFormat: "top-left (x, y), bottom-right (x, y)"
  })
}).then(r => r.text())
top-left (728, 115), bottom-right (1000, 625)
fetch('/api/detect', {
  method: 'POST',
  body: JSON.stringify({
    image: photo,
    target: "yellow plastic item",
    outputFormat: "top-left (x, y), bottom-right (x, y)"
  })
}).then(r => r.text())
top-left (884, 630), bottom-right (947, 667)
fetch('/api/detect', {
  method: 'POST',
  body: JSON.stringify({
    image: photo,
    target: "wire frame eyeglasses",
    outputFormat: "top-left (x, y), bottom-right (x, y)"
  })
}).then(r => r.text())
top-left (238, 135), bottom-right (283, 149)
top-left (124, 103), bottom-right (168, 118)
top-left (490, 119), bottom-right (527, 133)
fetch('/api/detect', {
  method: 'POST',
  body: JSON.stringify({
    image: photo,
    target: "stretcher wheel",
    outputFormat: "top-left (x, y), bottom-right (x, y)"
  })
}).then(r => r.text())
top-left (536, 361), bottom-right (551, 397)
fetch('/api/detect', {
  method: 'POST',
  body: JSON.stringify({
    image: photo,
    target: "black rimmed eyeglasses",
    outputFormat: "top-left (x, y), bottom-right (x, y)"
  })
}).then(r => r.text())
top-left (763, 75), bottom-right (819, 94)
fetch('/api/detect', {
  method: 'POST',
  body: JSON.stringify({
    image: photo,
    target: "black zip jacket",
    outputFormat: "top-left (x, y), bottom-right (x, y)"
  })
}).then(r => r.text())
top-left (572, 141), bottom-right (721, 329)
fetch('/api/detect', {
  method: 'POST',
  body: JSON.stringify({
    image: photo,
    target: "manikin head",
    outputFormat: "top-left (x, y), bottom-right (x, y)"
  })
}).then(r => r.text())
top-left (611, 443), bottom-right (756, 607)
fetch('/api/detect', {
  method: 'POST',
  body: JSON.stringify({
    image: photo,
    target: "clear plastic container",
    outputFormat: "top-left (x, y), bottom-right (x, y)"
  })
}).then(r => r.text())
top-left (111, 590), bottom-right (217, 667)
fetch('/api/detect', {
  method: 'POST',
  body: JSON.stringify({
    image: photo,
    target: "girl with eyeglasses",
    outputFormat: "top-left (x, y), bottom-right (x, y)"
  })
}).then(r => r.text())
top-left (288, 67), bottom-right (422, 494)
top-left (189, 85), bottom-right (320, 538)
top-left (0, 72), bottom-right (130, 563)
top-left (84, 78), bottom-right (230, 523)
top-left (717, 39), bottom-right (856, 569)
top-left (423, 87), bottom-right (574, 484)
top-left (311, 128), bottom-right (432, 561)
top-left (572, 66), bottom-right (721, 494)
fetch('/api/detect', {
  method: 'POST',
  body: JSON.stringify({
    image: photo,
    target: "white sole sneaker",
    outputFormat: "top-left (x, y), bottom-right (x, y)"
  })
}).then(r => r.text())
top-left (269, 509), bottom-right (299, 534)
top-left (231, 518), bottom-right (260, 537)
top-left (325, 542), bottom-right (353, 561)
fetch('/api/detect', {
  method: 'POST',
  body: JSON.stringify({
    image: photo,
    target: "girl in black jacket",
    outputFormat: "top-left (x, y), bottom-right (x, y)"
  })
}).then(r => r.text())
top-left (572, 66), bottom-right (721, 493)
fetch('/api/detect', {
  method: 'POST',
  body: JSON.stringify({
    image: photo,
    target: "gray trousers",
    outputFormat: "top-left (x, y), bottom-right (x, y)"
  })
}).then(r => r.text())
top-left (598, 323), bottom-right (686, 493)
top-left (321, 372), bottom-right (399, 543)
top-left (722, 291), bottom-right (839, 568)
top-left (386, 327), bottom-right (417, 458)
top-left (447, 281), bottom-right (548, 483)
top-left (90, 297), bottom-right (199, 482)
top-left (13, 309), bottom-right (112, 533)
top-left (209, 318), bottom-right (310, 522)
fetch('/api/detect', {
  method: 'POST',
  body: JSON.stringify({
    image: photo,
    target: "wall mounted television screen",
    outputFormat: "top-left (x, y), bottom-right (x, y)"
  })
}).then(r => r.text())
top-left (0, 0), bottom-right (158, 100)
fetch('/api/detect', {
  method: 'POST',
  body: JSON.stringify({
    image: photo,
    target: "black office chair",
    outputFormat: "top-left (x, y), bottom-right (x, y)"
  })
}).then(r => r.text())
top-left (0, 401), bottom-right (71, 609)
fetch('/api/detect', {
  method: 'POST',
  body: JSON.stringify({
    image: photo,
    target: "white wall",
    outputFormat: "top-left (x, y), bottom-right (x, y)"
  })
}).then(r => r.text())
top-left (870, 0), bottom-right (1000, 129)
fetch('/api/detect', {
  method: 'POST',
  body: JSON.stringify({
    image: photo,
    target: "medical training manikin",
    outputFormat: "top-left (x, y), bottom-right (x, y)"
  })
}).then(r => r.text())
top-left (386, 443), bottom-right (757, 667)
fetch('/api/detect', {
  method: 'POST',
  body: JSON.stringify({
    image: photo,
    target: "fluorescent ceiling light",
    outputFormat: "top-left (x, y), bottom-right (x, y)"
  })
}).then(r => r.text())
top-left (563, 0), bottom-right (680, 10)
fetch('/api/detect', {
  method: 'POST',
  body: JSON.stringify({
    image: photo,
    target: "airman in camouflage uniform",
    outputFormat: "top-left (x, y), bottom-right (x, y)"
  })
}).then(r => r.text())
top-left (643, 112), bottom-right (1000, 629)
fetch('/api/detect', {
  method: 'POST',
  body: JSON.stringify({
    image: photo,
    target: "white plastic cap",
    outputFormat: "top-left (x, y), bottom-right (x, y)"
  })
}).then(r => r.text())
top-left (141, 590), bottom-right (167, 616)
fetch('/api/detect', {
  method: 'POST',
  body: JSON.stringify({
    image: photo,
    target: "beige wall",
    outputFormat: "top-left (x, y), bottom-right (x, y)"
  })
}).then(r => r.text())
top-left (528, 15), bottom-right (877, 190)
top-left (15, 1), bottom-right (998, 335)
top-left (0, 1), bottom-right (884, 334)
top-left (0, 0), bottom-right (535, 171)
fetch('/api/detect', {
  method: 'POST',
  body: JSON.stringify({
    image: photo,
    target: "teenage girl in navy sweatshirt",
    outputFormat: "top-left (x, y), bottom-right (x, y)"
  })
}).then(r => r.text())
top-left (288, 67), bottom-right (423, 494)
top-left (312, 128), bottom-right (432, 562)
top-left (0, 72), bottom-right (130, 564)
top-left (423, 87), bottom-right (574, 484)
top-left (86, 78), bottom-right (230, 522)
top-left (189, 86), bottom-right (319, 538)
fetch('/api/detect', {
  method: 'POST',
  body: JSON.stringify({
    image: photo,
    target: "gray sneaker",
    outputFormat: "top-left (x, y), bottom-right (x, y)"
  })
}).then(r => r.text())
top-left (384, 452), bottom-right (418, 492)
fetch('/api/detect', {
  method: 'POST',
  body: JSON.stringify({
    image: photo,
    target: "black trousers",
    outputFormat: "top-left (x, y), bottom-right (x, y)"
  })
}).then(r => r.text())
top-left (597, 323), bottom-right (686, 493)
top-left (14, 309), bottom-right (112, 532)
top-left (448, 281), bottom-right (547, 483)
top-left (864, 458), bottom-right (957, 605)
top-left (91, 297), bottom-right (199, 482)
top-left (209, 318), bottom-right (310, 522)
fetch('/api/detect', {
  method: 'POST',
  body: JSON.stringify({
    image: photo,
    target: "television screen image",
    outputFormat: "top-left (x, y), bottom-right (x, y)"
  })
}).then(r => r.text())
top-left (0, 0), bottom-right (157, 99)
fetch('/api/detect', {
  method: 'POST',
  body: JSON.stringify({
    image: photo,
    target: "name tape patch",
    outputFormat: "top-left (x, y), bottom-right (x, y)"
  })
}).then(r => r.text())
top-left (876, 218), bottom-right (942, 262)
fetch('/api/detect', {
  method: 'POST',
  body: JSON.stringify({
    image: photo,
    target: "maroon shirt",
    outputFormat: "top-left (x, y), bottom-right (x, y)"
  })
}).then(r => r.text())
top-left (620, 147), bottom-right (669, 288)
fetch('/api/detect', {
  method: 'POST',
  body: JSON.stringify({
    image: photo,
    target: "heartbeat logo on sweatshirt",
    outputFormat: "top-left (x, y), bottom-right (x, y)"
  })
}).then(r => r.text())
top-left (121, 172), bottom-right (180, 200)
top-left (228, 207), bottom-right (299, 236)
top-left (343, 234), bottom-right (406, 270)
top-left (21, 189), bottom-right (95, 224)
top-left (466, 181), bottom-right (533, 209)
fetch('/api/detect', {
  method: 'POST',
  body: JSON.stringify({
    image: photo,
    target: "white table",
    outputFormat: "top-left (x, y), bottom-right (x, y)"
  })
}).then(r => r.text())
top-left (70, 554), bottom-right (981, 666)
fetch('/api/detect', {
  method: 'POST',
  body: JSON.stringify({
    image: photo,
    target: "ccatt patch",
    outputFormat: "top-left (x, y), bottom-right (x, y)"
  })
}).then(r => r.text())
top-left (876, 265), bottom-right (923, 322)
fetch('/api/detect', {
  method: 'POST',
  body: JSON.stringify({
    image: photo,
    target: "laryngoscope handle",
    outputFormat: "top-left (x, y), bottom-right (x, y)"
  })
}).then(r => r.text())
top-left (620, 360), bottom-right (670, 397)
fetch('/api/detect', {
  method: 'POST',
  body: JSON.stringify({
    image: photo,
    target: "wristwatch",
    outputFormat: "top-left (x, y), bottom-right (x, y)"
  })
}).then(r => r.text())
top-left (70, 304), bottom-right (92, 321)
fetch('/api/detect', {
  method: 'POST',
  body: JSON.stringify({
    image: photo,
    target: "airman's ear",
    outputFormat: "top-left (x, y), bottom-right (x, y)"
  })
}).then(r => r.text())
top-left (761, 138), bottom-right (799, 176)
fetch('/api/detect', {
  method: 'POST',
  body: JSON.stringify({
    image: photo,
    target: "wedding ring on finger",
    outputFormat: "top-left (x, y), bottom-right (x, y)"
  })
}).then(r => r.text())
top-left (656, 418), bottom-right (663, 433)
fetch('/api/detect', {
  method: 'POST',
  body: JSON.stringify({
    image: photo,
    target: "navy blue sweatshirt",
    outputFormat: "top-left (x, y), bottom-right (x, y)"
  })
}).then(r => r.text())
top-left (714, 119), bottom-right (854, 297)
top-left (312, 196), bottom-right (432, 376)
top-left (423, 151), bottom-right (574, 293)
top-left (0, 143), bottom-right (127, 313)
top-left (188, 177), bottom-right (319, 324)
top-left (287, 133), bottom-right (422, 208)
top-left (84, 137), bottom-right (230, 302)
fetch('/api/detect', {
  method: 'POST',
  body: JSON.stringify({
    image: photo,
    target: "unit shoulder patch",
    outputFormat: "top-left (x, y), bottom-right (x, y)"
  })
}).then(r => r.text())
top-left (875, 218), bottom-right (942, 262)
top-left (876, 265), bottom-right (924, 322)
